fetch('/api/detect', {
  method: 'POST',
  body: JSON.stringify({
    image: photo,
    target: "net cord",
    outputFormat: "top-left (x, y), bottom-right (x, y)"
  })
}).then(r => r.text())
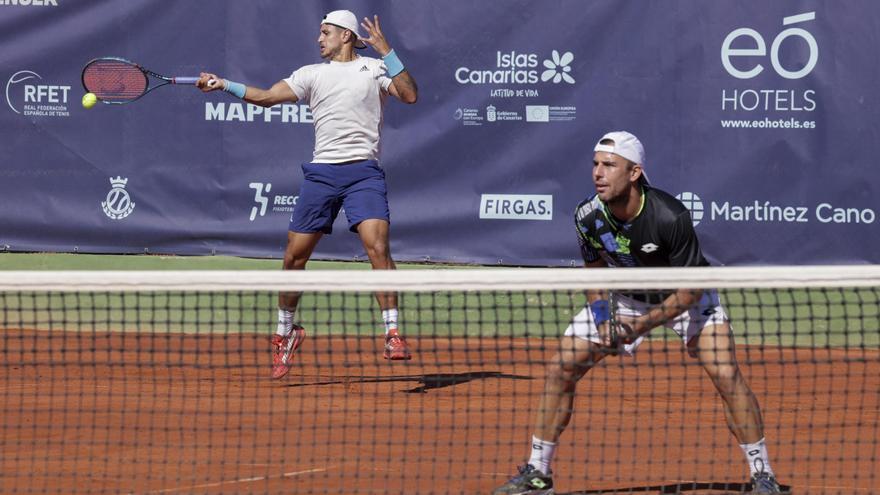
top-left (0, 265), bottom-right (877, 292)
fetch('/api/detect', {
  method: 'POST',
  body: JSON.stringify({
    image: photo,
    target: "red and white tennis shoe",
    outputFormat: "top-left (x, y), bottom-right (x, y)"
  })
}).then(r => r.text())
top-left (383, 330), bottom-right (412, 360)
top-left (270, 325), bottom-right (305, 379)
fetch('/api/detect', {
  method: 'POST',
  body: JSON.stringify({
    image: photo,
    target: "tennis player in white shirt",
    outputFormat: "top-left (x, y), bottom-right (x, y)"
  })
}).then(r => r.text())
top-left (198, 9), bottom-right (418, 378)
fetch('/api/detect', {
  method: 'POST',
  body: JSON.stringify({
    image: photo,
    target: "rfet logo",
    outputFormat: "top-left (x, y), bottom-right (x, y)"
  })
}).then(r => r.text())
top-left (6, 70), bottom-right (71, 117)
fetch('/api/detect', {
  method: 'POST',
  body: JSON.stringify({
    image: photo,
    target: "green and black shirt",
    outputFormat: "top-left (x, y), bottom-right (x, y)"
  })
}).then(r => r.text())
top-left (575, 186), bottom-right (708, 299)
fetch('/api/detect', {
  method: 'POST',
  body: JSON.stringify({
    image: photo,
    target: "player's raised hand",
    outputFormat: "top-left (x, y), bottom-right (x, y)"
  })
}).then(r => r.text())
top-left (197, 72), bottom-right (222, 92)
top-left (360, 15), bottom-right (391, 56)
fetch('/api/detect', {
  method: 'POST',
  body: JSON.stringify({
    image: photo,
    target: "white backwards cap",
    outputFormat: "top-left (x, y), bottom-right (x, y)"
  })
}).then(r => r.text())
top-left (594, 131), bottom-right (649, 184)
top-left (322, 10), bottom-right (367, 49)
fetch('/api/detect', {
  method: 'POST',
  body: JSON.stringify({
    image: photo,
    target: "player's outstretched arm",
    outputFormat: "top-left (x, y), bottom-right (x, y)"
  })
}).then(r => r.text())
top-left (197, 73), bottom-right (298, 107)
top-left (360, 15), bottom-right (418, 104)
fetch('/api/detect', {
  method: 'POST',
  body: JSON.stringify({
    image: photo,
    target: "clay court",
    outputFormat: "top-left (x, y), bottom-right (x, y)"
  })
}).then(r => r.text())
top-left (1, 330), bottom-right (877, 494)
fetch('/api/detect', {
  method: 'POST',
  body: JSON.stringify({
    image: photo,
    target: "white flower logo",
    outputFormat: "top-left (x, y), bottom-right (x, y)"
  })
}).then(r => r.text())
top-left (541, 50), bottom-right (575, 84)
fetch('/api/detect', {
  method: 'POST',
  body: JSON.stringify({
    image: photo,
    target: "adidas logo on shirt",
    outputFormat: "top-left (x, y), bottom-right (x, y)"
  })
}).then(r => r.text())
top-left (360, 65), bottom-right (369, 72)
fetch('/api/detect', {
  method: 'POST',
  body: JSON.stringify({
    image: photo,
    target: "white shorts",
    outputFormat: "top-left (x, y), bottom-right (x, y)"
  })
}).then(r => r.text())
top-left (563, 290), bottom-right (729, 356)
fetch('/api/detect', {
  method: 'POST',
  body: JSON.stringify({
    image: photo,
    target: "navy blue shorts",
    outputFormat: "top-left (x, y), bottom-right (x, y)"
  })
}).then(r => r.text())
top-left (289, 160), bottom-right (390, 234)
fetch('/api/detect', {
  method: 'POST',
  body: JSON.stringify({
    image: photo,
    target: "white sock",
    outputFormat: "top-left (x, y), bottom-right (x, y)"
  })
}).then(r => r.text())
top-left (382, 308), bottom-right (399, 335)
top-left (740, 437), bottom-right (774, 476)
top-left (276, 308), bottom-right (295, 337)
top-left (527, 435), bottom-right (556, 474)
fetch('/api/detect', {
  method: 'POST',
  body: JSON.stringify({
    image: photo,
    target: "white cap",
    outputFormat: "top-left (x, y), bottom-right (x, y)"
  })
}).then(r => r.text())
top-left (322, 10), bottom-right (367, 49)
top-left (594, 131), bottom-right (649, 184)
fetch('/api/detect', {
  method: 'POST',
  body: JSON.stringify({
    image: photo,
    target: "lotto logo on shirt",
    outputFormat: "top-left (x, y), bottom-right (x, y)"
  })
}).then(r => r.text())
top-left (479, 194), bottom-right (553, 221)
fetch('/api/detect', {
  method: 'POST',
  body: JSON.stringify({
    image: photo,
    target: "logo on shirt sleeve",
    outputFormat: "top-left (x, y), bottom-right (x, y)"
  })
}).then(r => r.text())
top-left (600, 232), bottom-right (619, 252)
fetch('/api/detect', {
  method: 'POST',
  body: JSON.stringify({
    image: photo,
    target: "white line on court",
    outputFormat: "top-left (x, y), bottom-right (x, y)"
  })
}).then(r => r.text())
top-left (144, 466), bottom-right (329, 494)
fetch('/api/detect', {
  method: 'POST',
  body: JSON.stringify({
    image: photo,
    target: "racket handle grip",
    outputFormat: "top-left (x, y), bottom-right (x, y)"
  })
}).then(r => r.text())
top-left (174, 77), bottom-right (200, 84)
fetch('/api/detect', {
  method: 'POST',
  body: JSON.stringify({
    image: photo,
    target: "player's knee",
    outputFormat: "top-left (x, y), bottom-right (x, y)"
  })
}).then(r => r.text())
top-left (546, 357), bottom-right (590, 384)
top-left (706, 363), bottom-right (742, 391)
top-left (282, 252), bottom-right (309, 270)
top-left (364, 243), bottom-right (392, 268)
top-left (364, 239), bottom-right (390, 260)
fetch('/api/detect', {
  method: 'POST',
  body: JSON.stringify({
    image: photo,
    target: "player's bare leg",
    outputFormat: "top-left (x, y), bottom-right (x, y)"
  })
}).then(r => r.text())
top-left (278, 230), bottom-right (324, 309)
top-left (692, 322), bottom-right (782, 493)
top-left (692, 322), bottom-right (763, 443)
top-left (357, 219), bottom-right (410, 360)
top-left (494, 337), bottom-right (603, 494)
top-left (271, 231), bottom-right (322, 379)
top-left (356, 219), bottom-right (397, 309)
top-left (535, 336), bottom-right (606, 442)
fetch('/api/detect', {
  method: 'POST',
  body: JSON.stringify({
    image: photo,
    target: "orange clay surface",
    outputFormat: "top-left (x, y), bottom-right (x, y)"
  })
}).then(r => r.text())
top-left (1, 330), bottom-right (877, 494)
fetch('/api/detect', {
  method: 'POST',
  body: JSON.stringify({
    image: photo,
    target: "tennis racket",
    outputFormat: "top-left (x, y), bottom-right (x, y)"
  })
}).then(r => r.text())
top-left (607, 292), bottom-right (641, 355)
top-left (605, 291), bottom-right (621, 355)
top-left (81, 57), bottom-right (214, 104)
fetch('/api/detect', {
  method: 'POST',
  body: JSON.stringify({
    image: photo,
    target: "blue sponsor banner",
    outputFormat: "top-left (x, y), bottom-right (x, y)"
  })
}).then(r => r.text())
top-left (1, 1), bottom-right (877, 265)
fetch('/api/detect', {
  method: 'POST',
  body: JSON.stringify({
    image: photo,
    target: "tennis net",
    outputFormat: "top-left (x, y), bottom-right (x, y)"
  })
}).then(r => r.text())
top-left (0, 266), bottom-right (878, 494)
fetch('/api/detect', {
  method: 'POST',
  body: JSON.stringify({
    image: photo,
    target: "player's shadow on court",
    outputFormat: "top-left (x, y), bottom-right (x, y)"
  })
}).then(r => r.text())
top-left (562, 480), bottom-right (792, 494)
top-left (405, 371), bottom-right (532, 393)
top-left (284, 371), bottom-right (532, 393)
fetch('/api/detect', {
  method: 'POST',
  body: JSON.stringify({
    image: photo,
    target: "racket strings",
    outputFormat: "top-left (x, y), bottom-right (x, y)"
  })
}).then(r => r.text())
top-left (83, 61), bottom-right (147, 101)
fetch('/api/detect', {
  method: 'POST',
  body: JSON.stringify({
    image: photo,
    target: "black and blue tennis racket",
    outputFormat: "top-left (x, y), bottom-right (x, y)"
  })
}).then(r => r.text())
top-left (605, 291), bottom-right (621, 355)
top-left (81, 57), bottom-right (212, 104)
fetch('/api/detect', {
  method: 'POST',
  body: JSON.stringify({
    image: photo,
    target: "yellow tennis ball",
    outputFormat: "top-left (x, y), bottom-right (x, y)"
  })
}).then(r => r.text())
top-left (82, 92), bottom-right (97, 109)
